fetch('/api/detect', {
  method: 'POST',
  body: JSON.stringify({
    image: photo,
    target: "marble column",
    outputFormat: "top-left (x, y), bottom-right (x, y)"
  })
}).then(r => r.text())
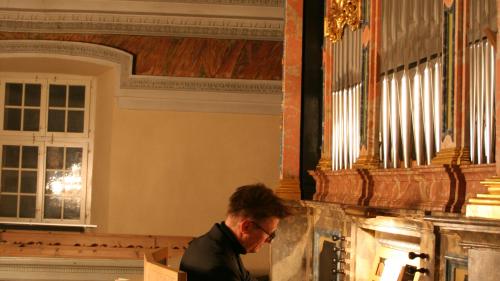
top-left (276, 0), bottom-right (303, 200)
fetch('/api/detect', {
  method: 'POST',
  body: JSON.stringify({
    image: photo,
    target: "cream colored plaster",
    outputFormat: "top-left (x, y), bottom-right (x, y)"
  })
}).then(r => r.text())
top-left (104, 108), bottom-right (281, 275)
top-left (90, 67), bottom-right (119, 233)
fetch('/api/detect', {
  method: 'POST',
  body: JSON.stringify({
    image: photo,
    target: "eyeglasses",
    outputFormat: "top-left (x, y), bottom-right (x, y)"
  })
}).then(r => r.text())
top-left (251, 221), bottom-right (276, 242)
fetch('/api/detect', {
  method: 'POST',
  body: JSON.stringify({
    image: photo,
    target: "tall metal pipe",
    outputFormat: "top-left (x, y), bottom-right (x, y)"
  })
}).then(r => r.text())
top-left (400, 71), bottom-right (411, 168)
top-left (348, 87), bottom-right (353, 168)
top-left (477, 43), bottom-right (485, 164)
top-left (423, 63), bottom-right (434, 164)
top-left (382, 77), bottom-right (391, 168)
top-left (412, 68), bottom-right (423, 165)
top-left (433, 61), bottom-right (442, 153)
top-left (487, 42), bottom-right (495, 163)
top-left (470, 44), bottom-right (477, 163)
top-left (343, 89), bottom-right (349, 168)
top-left (390, 74), bottom-right (400, 168)
top-left (331, 91), bottom-right (337, 170)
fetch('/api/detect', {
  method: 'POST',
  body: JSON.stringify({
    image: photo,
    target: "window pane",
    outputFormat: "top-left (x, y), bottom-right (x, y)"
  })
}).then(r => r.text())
top-left (49, 85), bottom-right (66, 107)
top-left (63, 198), bottom-right (80, 219)
top-left (67, 111), bottom-right (84, 133)
top-left (5, 83), bottom-right (22, 106)
top-left (66, 148), bottom-right (82, 169)
top-left (0, 195), bottom-right (17, 217)
top-left (44, 196), bottom-right (61, 219)
top-left (2, 145), bottom-right (20, 168)
top-left (46, 147), bottom-right (64, 169)
top-left (25, 84), bottom-right (41, 106)
top-left (4, 108), bottom-right (21, 131)
top-left (1, 170), bottom-right (18, 192)
top-left (45, 170), bottom-right (63, 195)
top-left (23, 109), bottom-right (40, 131)
top-left (21, 146), bottom-right (38, 169)
top-left (68, 86), bottom-right (85, 108)
top-left (20, 171), bottom-right (37, 193)
top-left (47, 109), bottom-right (65, 132)
top-left (19, 195), bottom-right (36, 218)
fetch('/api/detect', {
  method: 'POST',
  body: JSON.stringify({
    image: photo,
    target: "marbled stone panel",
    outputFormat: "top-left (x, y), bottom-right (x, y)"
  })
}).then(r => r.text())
top-left (310, 164), bottom-right (495, 213)
top-left (271, 201), bottom-right (313, 281)
top-left (310, 169), bottom-right (365, 206)
top-left (368, 166), bottom-right (455, 211)
top-left (0, 32), bottom-right (283, 80)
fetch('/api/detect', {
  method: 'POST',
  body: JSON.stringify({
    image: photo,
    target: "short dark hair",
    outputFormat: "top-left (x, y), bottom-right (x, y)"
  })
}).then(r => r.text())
top-left (228, 183), bottom-right (291, 221)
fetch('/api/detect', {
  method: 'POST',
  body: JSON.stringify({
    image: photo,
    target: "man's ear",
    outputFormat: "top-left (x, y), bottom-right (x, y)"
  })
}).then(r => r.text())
top-left (240, 219), bottom-right (253, 234)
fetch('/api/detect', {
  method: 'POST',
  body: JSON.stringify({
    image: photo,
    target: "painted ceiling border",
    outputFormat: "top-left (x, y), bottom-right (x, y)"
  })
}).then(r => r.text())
top-left (0, 40), bottom-right (283, 115)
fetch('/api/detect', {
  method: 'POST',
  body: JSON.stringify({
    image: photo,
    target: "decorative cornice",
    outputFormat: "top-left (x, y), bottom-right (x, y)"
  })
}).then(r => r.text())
top-left (123, 76), bottom-right (282, 94)
top-left (122, 0), bottom-right (283, 7)
top-left (0, 40), bottom-right (283, 115)
top-left (0, 11), bottom-right (283, 41)
top-left (0, 0), bottom-right (284, 40)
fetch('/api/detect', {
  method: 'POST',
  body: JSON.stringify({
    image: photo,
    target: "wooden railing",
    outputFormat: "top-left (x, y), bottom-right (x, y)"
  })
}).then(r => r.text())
top-left (144, 248), bottom-right (187, 281)
top-left (0, 229), bottom-right (192, 260)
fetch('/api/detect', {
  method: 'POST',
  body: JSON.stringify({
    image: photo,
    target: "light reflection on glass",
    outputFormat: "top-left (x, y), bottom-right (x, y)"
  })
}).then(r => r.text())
top-left (45, 163), bottom-right (82, 195)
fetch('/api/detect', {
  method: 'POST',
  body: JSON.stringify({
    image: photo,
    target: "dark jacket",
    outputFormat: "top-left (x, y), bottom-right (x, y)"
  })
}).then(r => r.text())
top-left (180, 222), bottom-right (257, 281)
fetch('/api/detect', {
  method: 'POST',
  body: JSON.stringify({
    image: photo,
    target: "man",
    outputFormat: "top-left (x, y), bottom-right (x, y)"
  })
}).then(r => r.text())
top-left (180, 183), bottom-right (291, 281)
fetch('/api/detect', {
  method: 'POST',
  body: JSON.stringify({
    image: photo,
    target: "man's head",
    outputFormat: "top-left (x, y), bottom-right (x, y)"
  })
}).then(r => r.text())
top-left (224, 183), bottom-right (291, 253)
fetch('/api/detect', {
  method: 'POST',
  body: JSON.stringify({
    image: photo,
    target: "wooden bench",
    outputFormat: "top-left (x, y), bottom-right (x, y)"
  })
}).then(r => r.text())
top-left (144, 248), bottom-right (187, 281)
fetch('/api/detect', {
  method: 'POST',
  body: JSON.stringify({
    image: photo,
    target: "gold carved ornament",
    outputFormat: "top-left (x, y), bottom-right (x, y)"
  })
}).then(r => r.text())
top-left (324, 0), bottom-right (361, 42)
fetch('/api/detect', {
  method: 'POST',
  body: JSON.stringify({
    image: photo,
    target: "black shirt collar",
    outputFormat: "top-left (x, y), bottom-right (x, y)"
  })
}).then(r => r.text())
top-left (218, 221), bottom-right (247, 255)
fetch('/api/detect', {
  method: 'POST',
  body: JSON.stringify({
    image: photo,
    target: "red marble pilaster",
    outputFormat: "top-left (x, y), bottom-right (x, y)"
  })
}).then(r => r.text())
top-left (433, 0), bottom-right (471, 164)
top-left (496, 0), bottom-right (500, 175)
top-left (354, 0), bottom-right (381, 168)
top-left (318, 20), bottom-right (333, 171)
top-left (276, 0), bottom-right (303, 200)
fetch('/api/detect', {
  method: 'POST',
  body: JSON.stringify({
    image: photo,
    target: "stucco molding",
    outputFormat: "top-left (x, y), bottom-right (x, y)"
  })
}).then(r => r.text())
top-left (0, 40), bottom-right (282, 115)
top-left (0, 7), bottom-right (283, 40)
top-left (120, 0), bottom-right (283, 6)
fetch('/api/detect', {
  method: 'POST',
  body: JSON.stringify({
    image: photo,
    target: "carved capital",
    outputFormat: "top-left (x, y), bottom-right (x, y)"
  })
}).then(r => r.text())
top-left (276, 177), bottom-right (301, 201)
top-left (317, 157), bottom-right (332, 171)
top-left (352, 155), bottom-right (380, 169)
top-left (432, 147), bottom-right (471, 165)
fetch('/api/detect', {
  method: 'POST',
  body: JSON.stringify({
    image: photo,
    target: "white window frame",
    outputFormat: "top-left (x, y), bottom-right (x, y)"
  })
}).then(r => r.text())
top-left (0, 73), bottom-right (95, 226)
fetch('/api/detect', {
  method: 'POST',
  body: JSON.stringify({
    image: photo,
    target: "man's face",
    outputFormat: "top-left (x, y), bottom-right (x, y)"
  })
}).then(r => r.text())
top-left (241, 216), bottom-right (279, 253)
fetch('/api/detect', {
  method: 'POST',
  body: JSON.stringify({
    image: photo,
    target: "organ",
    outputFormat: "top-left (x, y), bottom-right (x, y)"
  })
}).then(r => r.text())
top-left (273, 0), bottom-right (500, 280)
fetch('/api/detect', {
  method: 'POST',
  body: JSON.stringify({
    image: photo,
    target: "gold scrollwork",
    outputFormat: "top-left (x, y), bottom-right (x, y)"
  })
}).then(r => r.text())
top-left (324, 0), bottom-right (361, 42)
